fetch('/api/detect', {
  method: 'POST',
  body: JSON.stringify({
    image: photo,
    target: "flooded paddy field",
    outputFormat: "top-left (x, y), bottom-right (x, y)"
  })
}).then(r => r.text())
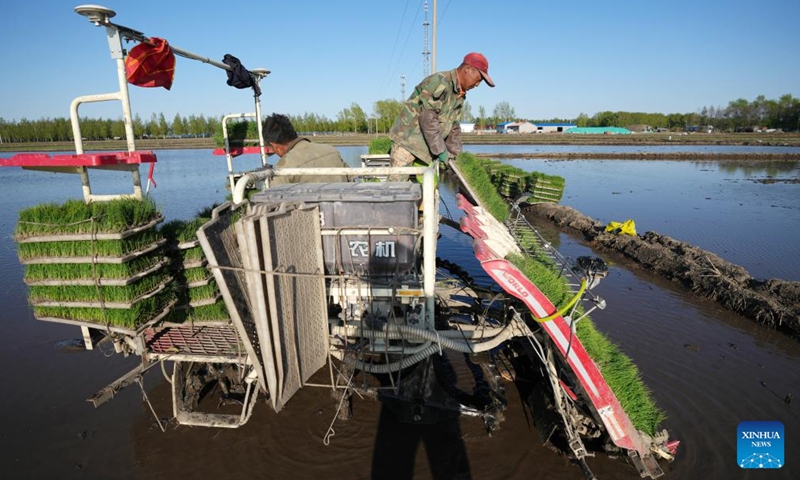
top-left (1, 146), bottom-right (798, 479)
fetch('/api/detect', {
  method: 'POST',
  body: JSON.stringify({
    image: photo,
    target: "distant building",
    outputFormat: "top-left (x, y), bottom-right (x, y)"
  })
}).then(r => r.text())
top-left (460, 122), bottom-right (476, 133)
top-left (565, 127), bottom-right (631, 135)
top-left (626, 124), bottom-right (653, 133)
top-left (533, 122), bottom-right (576, 133)
top-left (496, 121), bottom-right (514, 133)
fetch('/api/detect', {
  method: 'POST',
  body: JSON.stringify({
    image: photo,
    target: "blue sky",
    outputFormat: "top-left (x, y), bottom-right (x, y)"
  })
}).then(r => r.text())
top-left (1, 0), bottom-right (798, 123)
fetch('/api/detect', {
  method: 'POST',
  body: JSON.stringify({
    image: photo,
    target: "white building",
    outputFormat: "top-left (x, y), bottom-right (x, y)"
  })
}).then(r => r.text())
top-left (460, 122), bottom-right (476, 133)
top-left (532, 122), bottom-right (576, 133)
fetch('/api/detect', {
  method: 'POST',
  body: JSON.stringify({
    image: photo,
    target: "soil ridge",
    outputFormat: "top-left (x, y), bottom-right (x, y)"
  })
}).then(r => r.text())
top-left (524, 203), bottom-right (800, 337)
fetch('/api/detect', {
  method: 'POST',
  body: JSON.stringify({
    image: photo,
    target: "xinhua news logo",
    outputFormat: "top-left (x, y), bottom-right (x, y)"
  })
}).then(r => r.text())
top-left (738, 421), bottom-right (784, 469)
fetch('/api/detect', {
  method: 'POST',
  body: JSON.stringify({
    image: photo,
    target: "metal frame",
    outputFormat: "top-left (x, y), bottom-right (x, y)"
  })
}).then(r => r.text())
top-left (72, 4), bottom-right (270, 202)
top-left (220, 112), bottom-right (269, 191)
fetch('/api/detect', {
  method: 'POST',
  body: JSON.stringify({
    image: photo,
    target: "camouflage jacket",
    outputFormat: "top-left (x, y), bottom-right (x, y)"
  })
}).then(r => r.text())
top-left (389, 69), bottom-right (464, 162)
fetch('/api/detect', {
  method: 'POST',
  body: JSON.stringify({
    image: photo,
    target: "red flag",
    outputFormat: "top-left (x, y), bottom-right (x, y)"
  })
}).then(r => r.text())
top-left (125, 37), bottom-right (175, 90)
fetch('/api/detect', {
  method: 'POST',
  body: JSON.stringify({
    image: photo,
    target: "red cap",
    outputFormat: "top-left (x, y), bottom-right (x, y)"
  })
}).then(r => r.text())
top-left (462, 52), bottom-right (494, 87)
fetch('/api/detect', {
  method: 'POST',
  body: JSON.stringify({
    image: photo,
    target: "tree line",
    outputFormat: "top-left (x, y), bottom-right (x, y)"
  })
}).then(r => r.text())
top-left (2, 94), bottom-right (797, 143)
top-left (569, 94), bottom-right (800, 132)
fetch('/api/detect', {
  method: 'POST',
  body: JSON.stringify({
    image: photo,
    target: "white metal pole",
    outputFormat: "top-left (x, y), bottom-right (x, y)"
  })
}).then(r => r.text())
top-left (422, 164), bottom-right (437, 328)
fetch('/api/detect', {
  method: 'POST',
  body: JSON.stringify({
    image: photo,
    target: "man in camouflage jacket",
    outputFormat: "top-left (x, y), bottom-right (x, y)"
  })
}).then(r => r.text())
top-left (389, 52), bottom-right (494, 170)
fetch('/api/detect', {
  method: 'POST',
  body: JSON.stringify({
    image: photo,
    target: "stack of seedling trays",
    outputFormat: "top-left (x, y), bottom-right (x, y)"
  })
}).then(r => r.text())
top-left (146, 210), bottom-right (245, 366)
top-left (160, 210), bottom-right (230, 326)
top-left (481, 160), bottom-right (565, 203)
top-left (16, 198), bottom-right (174, 335)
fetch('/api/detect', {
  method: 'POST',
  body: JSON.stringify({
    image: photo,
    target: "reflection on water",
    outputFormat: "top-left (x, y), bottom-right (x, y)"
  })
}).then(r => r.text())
top-left (1, 146), bottom-right (798, 479)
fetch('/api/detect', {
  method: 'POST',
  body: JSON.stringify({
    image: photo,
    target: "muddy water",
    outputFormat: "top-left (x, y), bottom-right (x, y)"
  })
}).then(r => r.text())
top-left (0, 147), bottom-right (798, 479)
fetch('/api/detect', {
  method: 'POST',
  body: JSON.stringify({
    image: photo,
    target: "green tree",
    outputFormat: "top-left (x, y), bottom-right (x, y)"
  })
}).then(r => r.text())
top-left (171, 113), bottom-right (184, 136)
top-left (132, 114), bottom-right (144, 138)
top-left (373, 99), bottom-right (402, 133)
top-left (157, 113), bottom-right (169, 138)
top-left (350, 103), bottom-right (368, 133)
top-left (493, 101), bottom-right (515, 123)
top-left (110, 118), bottom-right (125, 139)
top-left (462, 101), bottom-right (474, 122)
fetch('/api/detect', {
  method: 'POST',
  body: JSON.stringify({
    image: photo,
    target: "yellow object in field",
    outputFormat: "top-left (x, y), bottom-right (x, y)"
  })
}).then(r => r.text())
top-left (605, 219), bottom-right (637, 236)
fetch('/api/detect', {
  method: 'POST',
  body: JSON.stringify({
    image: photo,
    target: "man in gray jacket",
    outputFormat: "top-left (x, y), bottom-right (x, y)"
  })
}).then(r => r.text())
top-left (264, 113), bottom-right (349, 185)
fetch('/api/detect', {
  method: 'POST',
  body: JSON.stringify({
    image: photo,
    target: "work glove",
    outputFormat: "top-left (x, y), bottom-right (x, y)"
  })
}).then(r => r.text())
top-left (437, 151), bottom-right (449, 166)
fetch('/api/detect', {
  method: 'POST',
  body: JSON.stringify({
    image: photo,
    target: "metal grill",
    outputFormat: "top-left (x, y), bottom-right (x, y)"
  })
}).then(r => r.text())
top-left (243, 204), bottom-right (328, 411)
top-left (196, 203), bottom-right (268, 391)
top-left (144, 325), bottom-right (244, 361)
top-left (266, 206), bottom-right (328, 408)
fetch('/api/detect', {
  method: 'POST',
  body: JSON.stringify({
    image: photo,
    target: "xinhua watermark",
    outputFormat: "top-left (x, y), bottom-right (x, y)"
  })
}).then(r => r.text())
top-left (738, 421), bottom-right (784, 469)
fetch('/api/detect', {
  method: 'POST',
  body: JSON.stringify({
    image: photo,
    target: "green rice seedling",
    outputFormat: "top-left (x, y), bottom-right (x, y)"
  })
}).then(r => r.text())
top-left (33, 290), bottom-right (170, 328)
top-left (166, 300), bottom-right (229, 324)
top-left (16, 198), bottom-right (160, 237)
top-left (28, 272), bottom-right (170, 304)
top-left (161, 206), bottom-right (214, 244)
top-left (16, 200), bottom-right (91, 237)
top-left (456, 154), bottom-right (660, 434)
top-left (455, 153), bottom-right (509, 222)
top-left (188, 280), bottom-right (220, 303)
top-left (179, 245), bottom-right (206, 262)
top-left (195, 204), bottom-right (217, 220)
top-left (507, 253), bottom-right (665, 435)
top-left (24, 254), bottom-right (165, 282)
top-left (185, 300), bottom-right (230, 322)
top-left (183, 266), bottom-right (211, 284)
top-left (213, 120), bottom-right (253, 147)
top-left (160, 219), bottom-right (189, 243)
top-left (368, 136), bottom-right (392, 155)
top-left (575, 319), bottom-right (666, 435)
top-left (514, 229), bottom-right (542, 255)
top-left (17, 230), bottom-right (161, 260)
top-left (93, 197), bottom-right (160, 231)
top-left (507, 254), bottom-right (570, 309)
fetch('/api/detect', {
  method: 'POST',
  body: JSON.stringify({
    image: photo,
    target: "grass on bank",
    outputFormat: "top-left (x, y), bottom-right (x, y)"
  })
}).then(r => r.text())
top-left (455, 152), bottom-right (664, 435)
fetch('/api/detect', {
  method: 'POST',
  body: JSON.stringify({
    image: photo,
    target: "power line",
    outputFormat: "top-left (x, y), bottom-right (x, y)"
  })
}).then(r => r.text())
top-left (380, 0), bottom-right (413, 95)
top-left (422, 1), bottom-right (430, 76)
top-left (381, 2), bottom-right (423, 99)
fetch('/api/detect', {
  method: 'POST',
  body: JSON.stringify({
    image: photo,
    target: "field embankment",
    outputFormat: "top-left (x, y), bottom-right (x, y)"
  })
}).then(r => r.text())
top-left (525, 203), bottom-right (800, 337)
top-left (2, 132), bottom-right (800, 153)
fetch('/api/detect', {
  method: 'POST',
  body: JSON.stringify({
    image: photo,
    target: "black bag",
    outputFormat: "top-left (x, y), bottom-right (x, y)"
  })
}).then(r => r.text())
top-left (222, 53), bottom-right (261, 97)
